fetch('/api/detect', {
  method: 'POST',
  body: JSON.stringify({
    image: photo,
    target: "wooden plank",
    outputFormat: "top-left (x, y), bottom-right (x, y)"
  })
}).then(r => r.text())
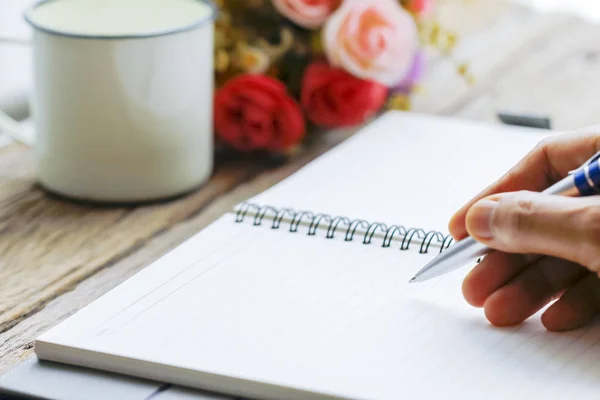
top-left (1, 0), bottom-right (593, 374)
top-left (412, 2), bottom-right (577, 115)
top-left (451, 16), bottom-right (600, 130)
top-left (0, 127), bottom-right (356, 373)
top-left (0, 41), bottom-right (31, 148)
top-left (0, 145), bottom-right (280, 333)
top-left (0, 0), bottom-right (531, 336)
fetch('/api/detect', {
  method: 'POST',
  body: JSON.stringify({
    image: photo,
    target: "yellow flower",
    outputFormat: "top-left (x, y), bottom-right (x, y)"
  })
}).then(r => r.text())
top-left (256, 28), bottom-right (295, 63)
top-left (215, 50), bottom-right (230, 73)
top-left (311, 30), bottom-right (324, 55)
top-left (457, 63), bottom-right (475, 84)
top-left (388, 94), bottom-right (412, 111)
top-left (445, 33), bottom-right (457, 52)
top-left (238, 46), bottom-right (271, 74)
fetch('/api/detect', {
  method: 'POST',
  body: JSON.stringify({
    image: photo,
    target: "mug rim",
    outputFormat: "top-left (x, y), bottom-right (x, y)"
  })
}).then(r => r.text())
top-left (23, 0), bottom-right (217, 40)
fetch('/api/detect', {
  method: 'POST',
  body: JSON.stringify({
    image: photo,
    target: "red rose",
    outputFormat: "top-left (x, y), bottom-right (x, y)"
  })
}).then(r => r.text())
top-left (214, 74), bottom-right (305, 152)
top-left (405, 0), bottom-right (433, 14)
top-left (301, 62), bottom-right (388, 128)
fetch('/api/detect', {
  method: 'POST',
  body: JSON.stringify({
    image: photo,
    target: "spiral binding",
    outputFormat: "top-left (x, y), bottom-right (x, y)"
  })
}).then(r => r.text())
top-left (235, 203), bottom-right (455, 254)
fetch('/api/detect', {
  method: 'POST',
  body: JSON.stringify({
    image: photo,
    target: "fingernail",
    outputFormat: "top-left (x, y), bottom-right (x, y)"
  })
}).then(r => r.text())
top-left (467, 199), bottom-right (498, 239)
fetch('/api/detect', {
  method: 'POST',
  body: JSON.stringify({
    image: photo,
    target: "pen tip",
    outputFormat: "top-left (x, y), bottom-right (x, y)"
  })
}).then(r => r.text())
top-left (409, 277), bottom-right (417, 284)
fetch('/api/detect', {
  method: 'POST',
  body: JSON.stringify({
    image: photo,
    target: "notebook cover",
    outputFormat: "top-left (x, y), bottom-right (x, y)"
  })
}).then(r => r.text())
top-left (0, 357), bottom-right (229, 400)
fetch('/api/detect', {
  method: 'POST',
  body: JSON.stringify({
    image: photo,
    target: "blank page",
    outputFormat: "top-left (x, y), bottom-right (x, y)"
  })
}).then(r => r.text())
top-left (249, 111), bottom-right (553, 234)
top-left (36, 216), bottom-right (600, 400)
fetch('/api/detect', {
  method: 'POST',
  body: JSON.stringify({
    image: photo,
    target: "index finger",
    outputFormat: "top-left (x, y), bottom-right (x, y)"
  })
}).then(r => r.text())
top-left (448, 128), bottom-right (600, 240)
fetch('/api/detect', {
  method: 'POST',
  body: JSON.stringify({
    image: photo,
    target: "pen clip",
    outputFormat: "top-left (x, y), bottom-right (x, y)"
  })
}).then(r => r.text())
top-left (568, 151), bottom-right (600, 175)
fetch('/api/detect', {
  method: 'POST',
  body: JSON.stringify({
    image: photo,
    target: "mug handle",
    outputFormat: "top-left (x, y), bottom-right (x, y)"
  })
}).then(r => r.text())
top-left (0, 109), bottom-right (34, 146)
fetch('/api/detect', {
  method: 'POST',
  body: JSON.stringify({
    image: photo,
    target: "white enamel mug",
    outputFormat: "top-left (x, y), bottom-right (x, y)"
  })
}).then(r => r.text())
top-left (3, 0), bottom-right (216, 203)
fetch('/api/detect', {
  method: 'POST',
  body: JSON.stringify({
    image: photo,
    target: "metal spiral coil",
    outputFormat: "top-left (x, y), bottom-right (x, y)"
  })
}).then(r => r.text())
top-left (234, 203), bottom-right (454, 254)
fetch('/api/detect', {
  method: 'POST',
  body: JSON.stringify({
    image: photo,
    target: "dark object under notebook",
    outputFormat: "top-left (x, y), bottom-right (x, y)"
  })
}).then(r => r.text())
top-left (498, 111), bottom-right (552, 129)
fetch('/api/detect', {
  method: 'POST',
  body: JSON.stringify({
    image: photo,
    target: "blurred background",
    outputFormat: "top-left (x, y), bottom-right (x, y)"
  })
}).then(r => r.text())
top-left (1, 0), bottom-right (600, 140)
top-left (515, 0), bottom-right (600, 21)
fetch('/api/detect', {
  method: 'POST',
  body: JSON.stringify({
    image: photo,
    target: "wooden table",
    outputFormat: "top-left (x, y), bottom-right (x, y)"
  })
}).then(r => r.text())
top-left (2, 0), bottom-right (600, 374)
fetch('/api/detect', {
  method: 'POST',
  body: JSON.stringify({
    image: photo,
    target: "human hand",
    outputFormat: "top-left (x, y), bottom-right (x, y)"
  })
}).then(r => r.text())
top-left (449, 128), bottom-right (600, 331)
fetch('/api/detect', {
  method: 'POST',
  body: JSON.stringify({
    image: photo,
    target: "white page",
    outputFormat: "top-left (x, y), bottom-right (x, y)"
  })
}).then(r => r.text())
top-left (36, 216), bottom-right (600, 400)
top-left (248, 111), bottom-right (553, 235)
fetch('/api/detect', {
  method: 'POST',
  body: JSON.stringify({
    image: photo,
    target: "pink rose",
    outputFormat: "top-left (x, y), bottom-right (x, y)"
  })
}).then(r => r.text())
top-left (271, 0), bottom-right (342, 29)
top-left (323, 0), bottom-right (419, 87)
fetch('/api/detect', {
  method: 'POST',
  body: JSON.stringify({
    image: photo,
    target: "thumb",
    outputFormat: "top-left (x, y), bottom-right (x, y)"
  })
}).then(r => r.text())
top-left (465, 191), bottom-right (600, 271)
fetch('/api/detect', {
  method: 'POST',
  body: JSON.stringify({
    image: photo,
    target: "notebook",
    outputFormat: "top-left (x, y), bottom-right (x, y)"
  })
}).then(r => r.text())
top-left (33, 112), bottom-right (600, 400)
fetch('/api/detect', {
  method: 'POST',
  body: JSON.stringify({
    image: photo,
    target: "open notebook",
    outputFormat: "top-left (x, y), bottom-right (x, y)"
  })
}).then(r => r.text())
top-left (34, 112), bottom-right (600, 400)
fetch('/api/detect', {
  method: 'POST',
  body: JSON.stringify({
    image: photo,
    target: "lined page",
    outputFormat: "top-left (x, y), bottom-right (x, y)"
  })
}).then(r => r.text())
top-left (248, 112), bottom-right (553, 234)
top-left (36, 216), bottom-right (600, 400)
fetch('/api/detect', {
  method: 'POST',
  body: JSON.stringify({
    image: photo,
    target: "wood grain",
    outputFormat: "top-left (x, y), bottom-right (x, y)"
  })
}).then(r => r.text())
top-left (0, 145), bottom-right (276, 333)
top-left (413, 3), bottom-right (577, 115)
top-left (453, 16), bottom-right (600, 130)
top-left (0, 127), bottom-right (356, 373)
top-left (2, 1), bottom-right (599, 375)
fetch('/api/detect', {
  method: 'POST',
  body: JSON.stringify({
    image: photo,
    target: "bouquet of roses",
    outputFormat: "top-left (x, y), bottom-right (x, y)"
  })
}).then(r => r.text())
top-left (213, 0), bottom-right (467, 155)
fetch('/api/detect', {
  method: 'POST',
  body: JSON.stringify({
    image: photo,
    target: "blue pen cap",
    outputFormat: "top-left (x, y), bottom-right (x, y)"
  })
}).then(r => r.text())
top-left (574, 159), bottom-right (600, 196)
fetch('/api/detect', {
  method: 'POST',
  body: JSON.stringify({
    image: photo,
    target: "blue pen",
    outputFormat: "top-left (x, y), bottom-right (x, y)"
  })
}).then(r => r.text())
top-left (410, 150), bottom-right (600, 283)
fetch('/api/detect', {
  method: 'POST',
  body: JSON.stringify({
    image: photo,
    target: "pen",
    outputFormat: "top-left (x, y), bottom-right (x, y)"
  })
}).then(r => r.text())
top-left (409, 150), bottom-right (600, 284)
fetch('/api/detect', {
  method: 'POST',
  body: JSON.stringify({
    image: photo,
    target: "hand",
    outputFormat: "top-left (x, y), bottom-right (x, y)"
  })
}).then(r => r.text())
top-left (449, 128), bottom-right (600, 331)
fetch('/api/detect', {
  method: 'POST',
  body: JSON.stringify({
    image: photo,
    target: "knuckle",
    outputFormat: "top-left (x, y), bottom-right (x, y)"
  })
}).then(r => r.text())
top-left (533, 136), bottom-right (556, 156)
top-left (579, 205), bottom-right (600, 268)
top-left (536, 136), bottom-right (553, 149)
top-left (587, 259), bottom-right (600, 274)
top-left (495, 192), bottom-right (536, 237)
top-left (582, 206), bottom-right (600, 238)
top-left (507, 193), bottom-right (535, 230)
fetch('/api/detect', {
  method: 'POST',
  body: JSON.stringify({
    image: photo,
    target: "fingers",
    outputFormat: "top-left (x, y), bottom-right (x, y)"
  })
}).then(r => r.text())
top-left (463, 250), bottom-right (594, 329)
top-left (464, 192), bottom-right (600, 272)
top-left (449, 129), bottom-right (600, 240)
top-left (449, 146), bottom-right (551, 240)
top-left (451, 128), bottom-right (600, 330)
top-left (462, 252), bottom-right (540, 307)
top-left (482, 258), bottom-right (587, 327)
top-left (542, 274), bottom-right (600, 332)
